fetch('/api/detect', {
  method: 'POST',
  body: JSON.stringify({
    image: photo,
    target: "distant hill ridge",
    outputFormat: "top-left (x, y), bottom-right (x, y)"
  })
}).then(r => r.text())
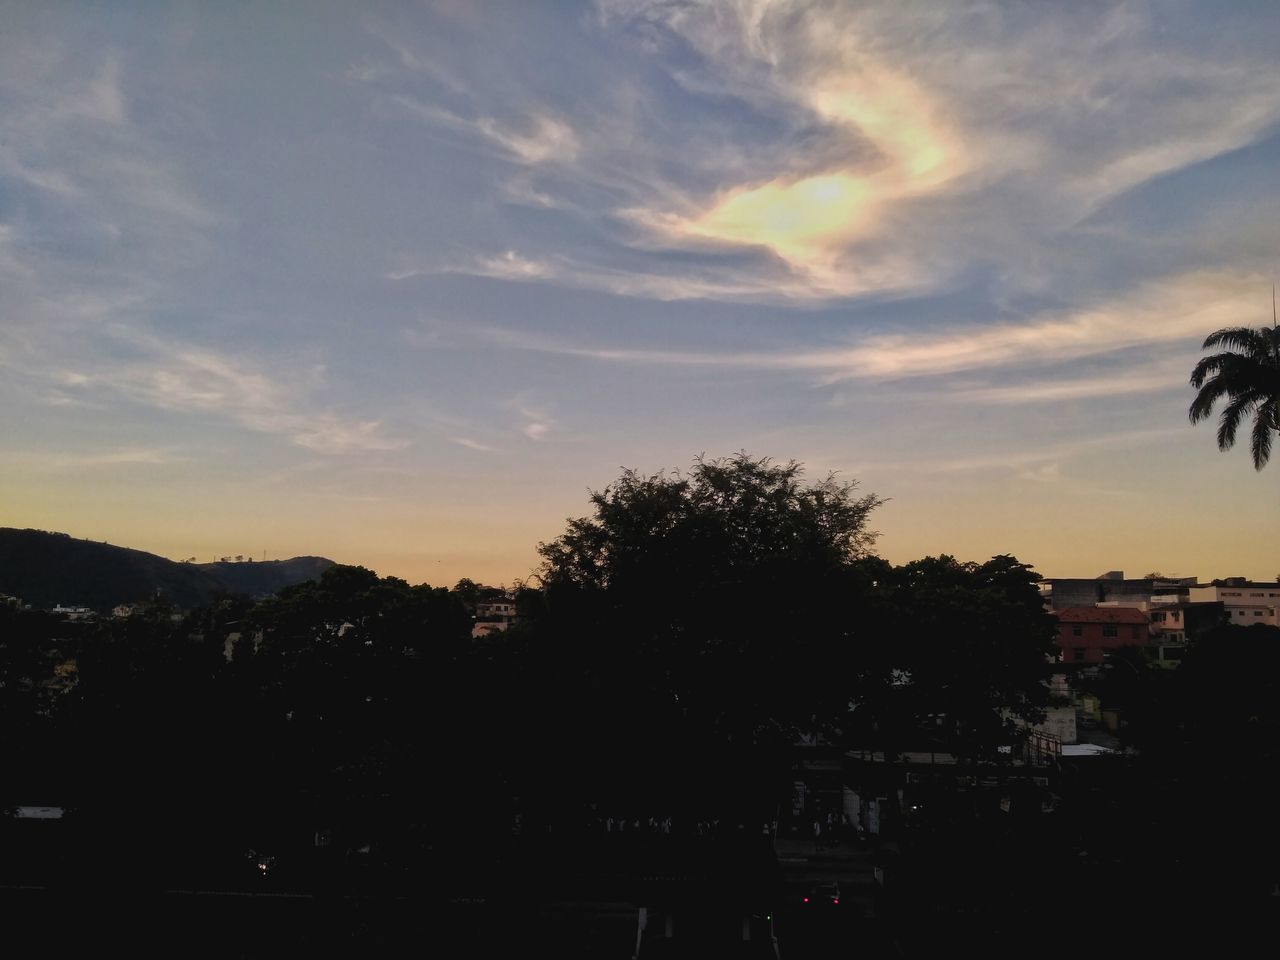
top-left (0, 528), bottom-right (334, 610)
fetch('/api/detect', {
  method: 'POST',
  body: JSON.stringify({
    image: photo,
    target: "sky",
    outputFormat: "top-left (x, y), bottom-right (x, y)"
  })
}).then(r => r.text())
top-left (2, 0), bottom-right (1278, 588)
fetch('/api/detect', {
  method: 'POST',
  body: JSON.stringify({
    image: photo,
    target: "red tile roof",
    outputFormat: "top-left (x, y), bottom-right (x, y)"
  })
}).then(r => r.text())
top-left (1054, 606), bottom-right (1150, 624)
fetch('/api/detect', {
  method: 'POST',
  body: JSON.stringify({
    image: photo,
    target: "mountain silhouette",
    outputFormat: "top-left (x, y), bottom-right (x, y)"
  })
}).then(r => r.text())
top-left (0, 528), bottom-right (334, 610)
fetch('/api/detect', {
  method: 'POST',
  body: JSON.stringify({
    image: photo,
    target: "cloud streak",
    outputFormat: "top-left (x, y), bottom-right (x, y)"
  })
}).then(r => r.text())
top-left (453, 437), bottom-right (499, 453)
top-left (9, 446), bottom-right (189, 472)
top-left (392, 94), bottom-right (579, 166)
top-left (460, 270), bottom-right (1264, 394)
top-left (56, 340), bottom-right (407, 455)
top-left (876, 427), bottom-right (1185, 475)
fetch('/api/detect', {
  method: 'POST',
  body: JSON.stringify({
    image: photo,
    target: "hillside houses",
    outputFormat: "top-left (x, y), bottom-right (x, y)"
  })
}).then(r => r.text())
top-left (1039, 570), bottom-right (1269, 666)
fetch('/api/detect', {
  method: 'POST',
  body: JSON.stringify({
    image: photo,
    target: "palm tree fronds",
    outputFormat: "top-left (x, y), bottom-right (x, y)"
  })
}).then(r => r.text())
top-left (1216, 395), bottom-right (1257, 451)
top-left (1251, 412), bottom-right (1274, 471)
top-left (1201, 326), bottom-right (1272, 355)
top-left (1189, 309), bottom-right (1280, 469)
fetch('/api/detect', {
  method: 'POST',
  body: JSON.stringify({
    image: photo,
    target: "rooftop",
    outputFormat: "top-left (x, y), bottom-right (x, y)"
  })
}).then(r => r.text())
top-left (1053, 607), bottom-right (1150, 624)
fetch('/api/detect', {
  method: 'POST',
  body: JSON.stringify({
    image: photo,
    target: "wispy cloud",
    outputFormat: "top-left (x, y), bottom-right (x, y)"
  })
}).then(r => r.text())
top-left (477, 113), bottom-right (578, 165)
top-left (392, 245), bottom-right (921, 304)
top-left (453, 436), bottom-right (499, 453)
top-left (1, 46), bottom-right (213, 229)
top-left (950, 357), bottom-right (1192, 406)
top-left (888, 427), bottom-right (1185, 475)
top-left (509, 396), bottom-right (558, 442)
top-left (458, 270), bottom-right (1265, 387)
top-left (378, 1), bottom-right (1280, 303)
top-left (56, 340), bottom-right (407, 455)
top-left (10, 446), bottom-right (188, 472)
top-left (392, 94), bottom-right (579, 166)
top-left (610, 9), bottom-right (967, 289)
top-left (0, 40), bottom-right (217, 382)
top-left (811, 272), bottom-right (1261, 383)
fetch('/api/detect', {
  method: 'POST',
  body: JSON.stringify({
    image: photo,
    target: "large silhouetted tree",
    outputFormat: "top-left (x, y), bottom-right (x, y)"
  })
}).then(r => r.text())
top-left (524, 454), bottom-right (885, 812)
top-left (538, 456), bottom-right (882, 725)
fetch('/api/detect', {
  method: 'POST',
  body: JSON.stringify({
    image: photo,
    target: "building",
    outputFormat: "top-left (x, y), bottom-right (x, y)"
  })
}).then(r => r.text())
top-left (1052, 607), bottom-right (1149, 664)
top-left (1093, 598), bottom-right (1227, 666)
top-left (50, 604), bottom-right (94, 620)
top-left (473, 596), bottom-right (518, 637)
top-left (1146, 599), bottom-right (1228, 664)
top-left (475, 598), bottom-right (517, 620)
top-left (1038, 572), bottom-right (1194, 611)
top-left (1186, 580), bottom-right (1280, 627)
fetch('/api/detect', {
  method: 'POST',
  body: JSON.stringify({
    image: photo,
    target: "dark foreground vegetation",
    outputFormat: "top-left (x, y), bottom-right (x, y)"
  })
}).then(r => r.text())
top-left (2, 455), bottom-right (1277, 955)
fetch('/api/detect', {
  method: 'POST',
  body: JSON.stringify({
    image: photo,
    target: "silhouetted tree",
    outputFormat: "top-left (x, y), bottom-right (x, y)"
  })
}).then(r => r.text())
top-left (1189, 301), bottom-right (1280, 469)
top-left (523, 454), bottom-right (887, 812)
top-left (848, 555), bottom-right (1057, 760)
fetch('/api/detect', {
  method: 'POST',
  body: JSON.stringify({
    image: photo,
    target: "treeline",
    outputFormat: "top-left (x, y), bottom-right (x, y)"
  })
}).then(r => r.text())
top-left (0, 456), bottom-right (1061, 882)
top-left (4, 454), bottom-right (1274, 908)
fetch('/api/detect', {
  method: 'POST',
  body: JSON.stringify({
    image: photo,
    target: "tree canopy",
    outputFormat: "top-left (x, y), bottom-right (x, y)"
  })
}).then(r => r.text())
top-left (526, 454), bottom-right (1056, 804)
top-left (533, 455), bottom-right (883, 748)
top-left (847, 555), bottom-right (1056, 760)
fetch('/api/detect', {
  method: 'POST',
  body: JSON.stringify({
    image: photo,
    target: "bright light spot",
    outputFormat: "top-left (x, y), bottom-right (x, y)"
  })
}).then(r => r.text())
top-left (635, 58), bottom-right (967, 289)
top-left (684, 174), bottom-right (872, 263)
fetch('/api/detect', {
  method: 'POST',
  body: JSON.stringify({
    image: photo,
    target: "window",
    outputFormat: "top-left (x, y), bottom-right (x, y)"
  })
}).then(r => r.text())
top-left (1073, 648), bottom-right (1086, 662)
top-left (1102, 625), bottom-right (1118, 638)
top-left (1255, 611), bottom-right (1264, 616)
top-left (1238, 610), bottom-right (1246, 616)
top-left (1071, 625), bottom-right (1083, 637)
top-left (1250, 593), bottom-right (1264, 597)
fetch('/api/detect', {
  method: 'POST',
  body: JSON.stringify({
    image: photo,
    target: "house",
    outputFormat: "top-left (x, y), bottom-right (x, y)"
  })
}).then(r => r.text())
top-left (1145, 599), bottom-right (1228, 665)
top-left (1052, 607), bottom-right (1149, 664)
top-left (475, 598), bottom-right (517, 621)
top-left (1093, 598), bottom-right (1227, 666)
top-left (1186, 579), bottom-right (1280, 628)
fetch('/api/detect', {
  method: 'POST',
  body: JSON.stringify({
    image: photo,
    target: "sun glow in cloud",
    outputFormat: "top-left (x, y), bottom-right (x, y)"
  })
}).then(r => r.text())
top-left (638, 41), bottom-right (965, 285)
top-left (681, 173), bottom-right (874, 262)
top-left (806, 66), bottom-right (964, 189)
